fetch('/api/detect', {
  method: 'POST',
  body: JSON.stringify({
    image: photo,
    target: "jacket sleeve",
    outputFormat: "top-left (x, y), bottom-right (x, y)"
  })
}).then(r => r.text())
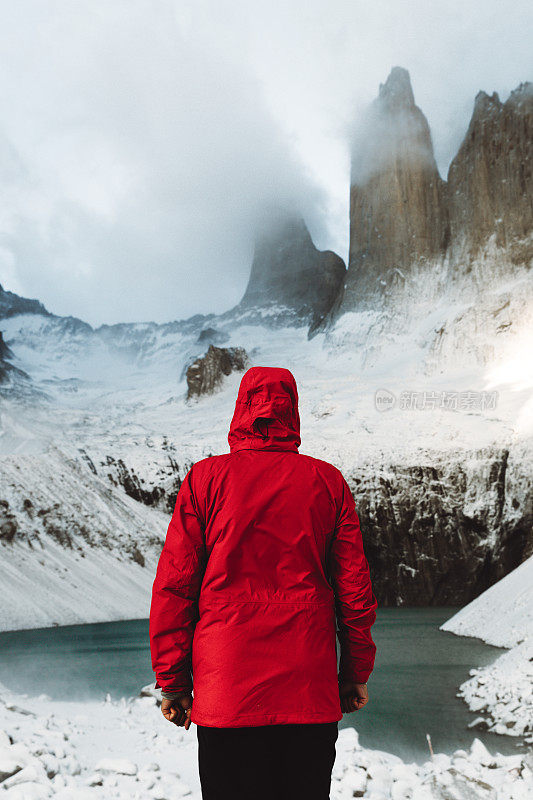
top-left (149, 466), bottom-right (206, 693)
top-left (329, 476), bottom-right (377, 684)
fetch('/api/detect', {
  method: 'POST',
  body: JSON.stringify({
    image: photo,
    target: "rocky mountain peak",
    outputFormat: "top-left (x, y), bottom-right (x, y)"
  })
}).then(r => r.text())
top-left (472, 90), bottom-right (501, 115)
top-left (448, 80), bottom-right (532, 259)
top-left (340, 67), bottom-right (449, 310)
top-left (0, 283), bottom-right (51, 320)
top-left (378, 66), bottom-right (415, 110)
top-left (507, 81), bottom-right (533, 108)
top-left (469, 83), bottom-right (533, 122)
top-left (238, 211), bottom-right (346, 327)
top-left (333, 68), bottom-right (532, 315)
top-left (351, 67), bottom-right (436, 184)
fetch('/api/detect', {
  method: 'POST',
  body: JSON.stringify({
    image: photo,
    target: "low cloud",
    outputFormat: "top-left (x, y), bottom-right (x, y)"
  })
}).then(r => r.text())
top-left (0, 0), bottom-right (531, 325)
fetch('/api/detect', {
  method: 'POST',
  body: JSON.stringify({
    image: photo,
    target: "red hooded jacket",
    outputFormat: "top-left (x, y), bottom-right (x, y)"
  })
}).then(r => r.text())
top-left (149, 366), bottom-right (377, 727)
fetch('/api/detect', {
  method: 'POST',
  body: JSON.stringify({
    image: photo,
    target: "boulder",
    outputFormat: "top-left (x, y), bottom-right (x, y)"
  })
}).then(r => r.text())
top-left (186, 345), bottom-right (249, 399)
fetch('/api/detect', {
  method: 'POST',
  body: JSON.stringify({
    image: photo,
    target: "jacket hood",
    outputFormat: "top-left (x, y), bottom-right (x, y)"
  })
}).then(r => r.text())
top-left (228, 366), bottom-right (301, 453)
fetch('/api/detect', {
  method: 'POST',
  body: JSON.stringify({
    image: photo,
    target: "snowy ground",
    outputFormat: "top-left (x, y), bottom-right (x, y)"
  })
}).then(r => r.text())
top-left (442, 557), bottom-right (533, 745)
top-left (1, 682), bottom-right (532, 800)
top-left (1, 260), bottom-right (532, 795)
top-left (2, 259), bottom-right (533, 471)
top-left (2, 298), bottom-right (531, 632)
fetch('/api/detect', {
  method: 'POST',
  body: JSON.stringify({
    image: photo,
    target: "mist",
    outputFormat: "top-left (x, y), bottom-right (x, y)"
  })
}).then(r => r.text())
top-left (0, 0), bottom-right (531, 326)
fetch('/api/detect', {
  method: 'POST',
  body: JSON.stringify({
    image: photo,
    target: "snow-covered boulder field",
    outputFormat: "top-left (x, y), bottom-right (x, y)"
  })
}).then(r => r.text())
top-left (442, 556), bottom-right (533, 744)
top-left (0, 683), bottom-right (532, 800)
top-left (0, 689), bottom-right (533, 800)
top-left (461, 641), bottom-right (533, 741)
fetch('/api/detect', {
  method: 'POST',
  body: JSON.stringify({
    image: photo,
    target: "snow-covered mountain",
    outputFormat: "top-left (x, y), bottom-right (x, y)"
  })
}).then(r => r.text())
top-left (0, 67), bottom-right (531, 631)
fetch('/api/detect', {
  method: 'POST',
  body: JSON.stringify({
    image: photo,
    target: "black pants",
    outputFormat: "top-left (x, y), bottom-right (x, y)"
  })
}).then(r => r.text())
top-left (196, 722), bottom-right (338, 800)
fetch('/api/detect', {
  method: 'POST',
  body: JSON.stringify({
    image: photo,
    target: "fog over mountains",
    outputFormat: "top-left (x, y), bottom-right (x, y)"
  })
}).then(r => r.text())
top-left (241, 68), bottom-right (532, 325)
top-left (0, 67), bottom-right (531, 630)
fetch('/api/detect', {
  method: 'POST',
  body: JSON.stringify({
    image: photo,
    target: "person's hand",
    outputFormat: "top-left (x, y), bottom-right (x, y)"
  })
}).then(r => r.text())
top-left (339, 681), bottom-right (369, 713)
top-left (161, 693), bottom-right (193, 729)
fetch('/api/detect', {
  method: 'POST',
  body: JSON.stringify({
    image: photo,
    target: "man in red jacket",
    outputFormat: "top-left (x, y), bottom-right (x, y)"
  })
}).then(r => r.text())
top-left (150, 366), bottom-right (377, 800)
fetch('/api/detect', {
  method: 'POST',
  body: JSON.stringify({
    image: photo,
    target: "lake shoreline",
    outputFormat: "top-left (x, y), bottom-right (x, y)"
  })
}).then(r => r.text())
top-left (0, 609), bottom-right (527, 762)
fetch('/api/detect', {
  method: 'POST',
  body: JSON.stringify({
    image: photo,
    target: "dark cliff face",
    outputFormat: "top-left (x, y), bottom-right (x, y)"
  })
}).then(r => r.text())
top-left (0, 330), bottom-right (29, 387)
top-left (349, 445), bottom-right (532, 606)
top-left (341, 67), bottom-right (449, 309)
top-left (0, 283), bottom-right (51, 319)
top-left (0, 330), bottom-right (12, 362)
top-left (239, 213), bottom-right (346, 327)
top-left (448, 83), bottom-right (533, 262)
top-left (0, 331), bottom-right (13, 383)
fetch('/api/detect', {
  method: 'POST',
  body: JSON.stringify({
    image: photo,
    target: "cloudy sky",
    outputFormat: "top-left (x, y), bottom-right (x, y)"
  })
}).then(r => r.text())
top-left (0, 0), bottom-right (531, 326)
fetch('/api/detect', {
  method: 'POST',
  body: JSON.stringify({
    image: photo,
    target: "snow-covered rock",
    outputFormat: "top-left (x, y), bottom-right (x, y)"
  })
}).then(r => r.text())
top-left (458, 640), bottom-right (533, 741)
top-left (442, 557), bottom-right (533, 742)
top-left (1, 682), bottom-right (531, 799)
top-left (441, 555), bottom-right (533, 648)
top-left (93, 758), bottom-right (137, 775)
